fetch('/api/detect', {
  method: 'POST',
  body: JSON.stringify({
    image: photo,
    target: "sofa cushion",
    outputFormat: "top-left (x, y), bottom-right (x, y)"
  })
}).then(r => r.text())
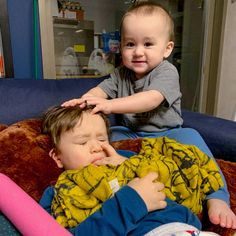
top-left (0, 119), bottom-right (235, 235)
top-left (182, 109), bottom-right (236, 161)
top-left (0, 119), bottom-right (62, 201)
top-left (0, 124), bottom-right (8, 132)
top-left (0, 78), bottom-right (104, 125)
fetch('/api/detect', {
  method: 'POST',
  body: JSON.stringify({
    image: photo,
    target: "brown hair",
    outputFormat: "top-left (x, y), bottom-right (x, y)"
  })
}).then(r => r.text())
top-left (42, 105), bottom-right (110, 147)
top-left (120, 1), bottom-right (175, 42)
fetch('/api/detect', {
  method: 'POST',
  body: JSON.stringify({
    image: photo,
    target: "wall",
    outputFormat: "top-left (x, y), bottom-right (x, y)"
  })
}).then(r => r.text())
top-left (78, 0), bottom-right (126, 33)
top-left (216, 0), bottom-right (236, 120)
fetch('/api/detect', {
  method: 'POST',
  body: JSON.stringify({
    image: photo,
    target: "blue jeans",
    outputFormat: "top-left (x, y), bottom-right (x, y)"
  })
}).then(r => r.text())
top-left (110, 126), bottom-right (229, 204)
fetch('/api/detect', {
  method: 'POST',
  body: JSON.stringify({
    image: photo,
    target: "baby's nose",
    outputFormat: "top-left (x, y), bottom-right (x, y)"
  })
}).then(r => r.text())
top-left (90, 140), bottom-right (103, 153)
top-left (134, 46), bottom-right (144, 55)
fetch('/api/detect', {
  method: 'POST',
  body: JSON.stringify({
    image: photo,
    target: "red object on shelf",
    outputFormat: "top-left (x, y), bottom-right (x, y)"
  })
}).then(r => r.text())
top-left (0, 55), bottom-right (5, 77)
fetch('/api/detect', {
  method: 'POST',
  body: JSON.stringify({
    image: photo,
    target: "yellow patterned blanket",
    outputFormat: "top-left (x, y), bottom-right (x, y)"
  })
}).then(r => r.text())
top-left (51, 137), bottom-right (224, 228)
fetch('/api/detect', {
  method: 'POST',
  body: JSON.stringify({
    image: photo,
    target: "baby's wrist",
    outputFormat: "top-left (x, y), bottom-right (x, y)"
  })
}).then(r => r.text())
top-left (82, 94), bottom-right (90, 98)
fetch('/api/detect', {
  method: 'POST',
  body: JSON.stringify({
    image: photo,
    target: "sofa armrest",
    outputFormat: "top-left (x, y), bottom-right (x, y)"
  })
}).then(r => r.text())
top-left (182, 110), bottom-right (236, 162)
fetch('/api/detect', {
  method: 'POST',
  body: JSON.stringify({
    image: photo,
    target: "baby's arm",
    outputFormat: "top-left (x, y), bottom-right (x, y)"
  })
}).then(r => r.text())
top-left (72, 172), bottom-right (166, 235)
top-left (62, 86), bottom-right (107, 107)
top-left (85, 90), bottom-right (164, 114)
top-left (83, 86), bottom-right (108, 98)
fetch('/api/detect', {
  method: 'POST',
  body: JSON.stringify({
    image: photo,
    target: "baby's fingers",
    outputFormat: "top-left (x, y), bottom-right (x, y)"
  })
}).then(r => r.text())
top-left (61, 98), bottom-right (85, 107)
top-left (93, 157), bottom-right (111, 166)
top-left (101, 143), bottom-right (117, 156)
top-left (94, 155), bottom-right (126, 166)
top-left (144, 171), bottom-right (158, 181)
top-left (157, 199), bottom-right (167, 209)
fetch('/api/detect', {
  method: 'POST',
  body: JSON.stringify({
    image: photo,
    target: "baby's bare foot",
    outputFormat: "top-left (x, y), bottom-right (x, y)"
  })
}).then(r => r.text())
top-left (207, 199), bottom-right (236, 229)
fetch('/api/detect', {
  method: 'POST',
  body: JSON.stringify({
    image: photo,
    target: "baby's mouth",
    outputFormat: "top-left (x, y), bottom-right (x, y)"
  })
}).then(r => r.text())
top-left (91, 153), bottom-right (106, 164)
top-left (132, 60), bottom-right (146, 63)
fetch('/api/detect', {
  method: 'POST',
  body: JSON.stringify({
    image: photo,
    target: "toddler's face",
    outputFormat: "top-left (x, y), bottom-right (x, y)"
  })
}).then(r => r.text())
top-left (121, 13), bottom-right (173, 79)
top-left (51, 112), bottom-right (109, 170)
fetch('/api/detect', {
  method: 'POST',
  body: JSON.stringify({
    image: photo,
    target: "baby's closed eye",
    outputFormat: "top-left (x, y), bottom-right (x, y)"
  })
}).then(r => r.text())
top-left (97, 137), bottom-right (108, 142)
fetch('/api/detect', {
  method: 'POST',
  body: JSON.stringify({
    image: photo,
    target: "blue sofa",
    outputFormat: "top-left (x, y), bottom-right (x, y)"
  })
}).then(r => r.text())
top-left (0, 77), bottom-right (235, 162)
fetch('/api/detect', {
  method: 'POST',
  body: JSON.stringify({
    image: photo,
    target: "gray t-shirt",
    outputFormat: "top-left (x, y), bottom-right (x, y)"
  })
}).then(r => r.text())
top-left (98, 60), bottom-right (183, 132)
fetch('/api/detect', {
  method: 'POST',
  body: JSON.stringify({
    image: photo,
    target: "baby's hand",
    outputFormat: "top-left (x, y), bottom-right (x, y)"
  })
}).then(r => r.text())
top-left (61, 98), bottom-right (86, 108)
top-left (61, 93), bottom-right (95, 108)
top-left (128, 172), bottom-right (167, 212)
top-left (93, 143), bottom-right (127, 166)
top-left (84, 96), bottom-right (112, 114)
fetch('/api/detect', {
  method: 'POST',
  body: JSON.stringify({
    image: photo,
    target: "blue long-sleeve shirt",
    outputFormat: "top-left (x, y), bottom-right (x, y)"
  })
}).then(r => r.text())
top-left (40, 185), bottom-right (201, 236)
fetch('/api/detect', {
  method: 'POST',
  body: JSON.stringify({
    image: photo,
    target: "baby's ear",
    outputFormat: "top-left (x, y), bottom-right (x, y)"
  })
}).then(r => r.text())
top-left (164, 41), bottom-right (174, 58)
top-left (49, 148), bottom-right (64, 168)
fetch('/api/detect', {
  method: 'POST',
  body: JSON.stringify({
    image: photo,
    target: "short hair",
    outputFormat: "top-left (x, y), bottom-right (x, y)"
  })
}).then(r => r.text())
top-left (42, 105), bottom-right (110, 147)
top-left (120, 1), bottom-right (175, 42)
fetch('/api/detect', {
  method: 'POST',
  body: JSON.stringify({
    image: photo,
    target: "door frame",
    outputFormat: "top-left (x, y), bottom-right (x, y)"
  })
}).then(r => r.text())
top-left (199, 0), bottom-right (227, 115)
top-left (38, 0), bottom-right (56, 79)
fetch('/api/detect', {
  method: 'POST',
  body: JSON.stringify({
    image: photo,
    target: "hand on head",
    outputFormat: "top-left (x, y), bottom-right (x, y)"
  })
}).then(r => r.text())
top-left (81, 96), bottom-right (112, 115)
top-left (61, 95), bottom-right (111, 115)
top-left (61, 98), bottom-right (86, 108)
